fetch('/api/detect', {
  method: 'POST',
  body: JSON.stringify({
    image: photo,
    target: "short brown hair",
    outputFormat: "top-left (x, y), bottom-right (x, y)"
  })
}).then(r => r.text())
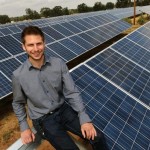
top-left (21, 26), bottom-right (45, 44)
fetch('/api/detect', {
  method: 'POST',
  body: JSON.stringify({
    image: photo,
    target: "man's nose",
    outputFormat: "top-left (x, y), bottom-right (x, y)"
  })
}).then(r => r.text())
top-left (34, 45), bottom-right (38, 51)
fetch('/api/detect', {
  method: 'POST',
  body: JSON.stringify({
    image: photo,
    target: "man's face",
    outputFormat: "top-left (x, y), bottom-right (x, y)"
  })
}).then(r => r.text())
top-left (22, 34), bottom-right (45, 61)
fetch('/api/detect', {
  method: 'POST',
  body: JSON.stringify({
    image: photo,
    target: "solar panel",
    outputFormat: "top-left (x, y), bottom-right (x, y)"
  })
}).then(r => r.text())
top-left (60, 39), bottom-right (86, 55)
top-left (0, 72), bottom-right (12, 99)
top-left (68, 21), bottom-right (150, 149)
top-left (51, 24), bottom-right (74, 36)
top-left (16, 53), bottom-right (28, 63)
top-left (8, 26), bottom-right (21, 33)
top-left (70, 65), bottom-right (150, 150)
top-left (47, 42), bottom-right (77, 61)
top-left (86, 48), bottom-right (150, 106)
top-left (60, 22), bottom-right (82, 34)
top-left (0, 28), bottom-right (13, 35)
top-left (42, 26), bottom-right (65, 40)
top-left (0, 58), bottom-right (21, 79)
top-left (0, 46), bottom-right (11, 60)
top-left (0, 35), bottom-right (22, 55)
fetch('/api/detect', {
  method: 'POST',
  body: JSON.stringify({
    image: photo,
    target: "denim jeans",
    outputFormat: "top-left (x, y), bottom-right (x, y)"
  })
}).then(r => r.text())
top-left (32, 103), bottom-right (108, 150)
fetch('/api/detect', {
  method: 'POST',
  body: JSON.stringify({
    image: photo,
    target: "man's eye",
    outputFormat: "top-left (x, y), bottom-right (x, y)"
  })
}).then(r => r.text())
top-left (37, 43), bottom-right (42, 46)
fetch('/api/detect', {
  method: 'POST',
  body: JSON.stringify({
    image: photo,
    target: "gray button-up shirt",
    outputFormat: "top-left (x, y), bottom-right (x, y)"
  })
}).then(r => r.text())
top-left (12, 56), bottom-right (91, 131)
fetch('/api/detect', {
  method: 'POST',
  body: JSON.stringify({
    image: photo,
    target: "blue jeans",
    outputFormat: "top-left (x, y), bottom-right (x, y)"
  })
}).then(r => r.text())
top-left (32, 103), bottom-right (108, 150)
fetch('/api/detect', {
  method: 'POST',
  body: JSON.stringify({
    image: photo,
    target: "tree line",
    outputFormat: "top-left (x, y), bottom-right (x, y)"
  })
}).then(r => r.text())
top-left (0, 0), bottom-right (150, 24)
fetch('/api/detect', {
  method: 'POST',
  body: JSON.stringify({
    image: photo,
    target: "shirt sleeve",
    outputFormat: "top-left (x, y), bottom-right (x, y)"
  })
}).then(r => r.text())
top-left (61, 60), bottom-right (91, 125)
top-left (12, 74), bottom-right (29, 131)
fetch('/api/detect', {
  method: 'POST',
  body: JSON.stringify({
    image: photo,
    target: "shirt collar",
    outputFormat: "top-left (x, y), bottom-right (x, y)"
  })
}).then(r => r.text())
top-left (26, 54), bottom-right (50, 70)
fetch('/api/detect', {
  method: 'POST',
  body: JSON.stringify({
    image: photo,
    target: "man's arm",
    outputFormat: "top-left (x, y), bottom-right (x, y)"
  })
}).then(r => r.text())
top-left (61, 60), bottom-right (97, 140)
top-left (12, 75), bottom-right (35, 144)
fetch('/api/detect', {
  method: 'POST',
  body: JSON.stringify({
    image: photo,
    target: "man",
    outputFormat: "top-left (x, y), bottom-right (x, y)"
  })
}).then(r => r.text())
top-left (12, 26), bottom-right (108, 150)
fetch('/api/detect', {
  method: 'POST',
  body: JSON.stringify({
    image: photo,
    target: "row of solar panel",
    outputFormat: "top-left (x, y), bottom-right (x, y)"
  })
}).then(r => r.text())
top-left (0, 5), bottom-right (143, 34)
top-left (0, 13), bottom-right (118, 35)
top-left (85, 22), bottom-right (150, 107)
top-left (0, 18), bottom-right (130, 62)
top-left (69, 21), bottom-right (150, 150)
top-left (70, 64), bottom-right (150, 150)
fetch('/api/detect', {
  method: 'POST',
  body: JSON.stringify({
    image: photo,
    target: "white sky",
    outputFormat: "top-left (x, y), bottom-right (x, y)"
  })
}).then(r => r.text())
top-left (0, 0), bottom-right (116, 17)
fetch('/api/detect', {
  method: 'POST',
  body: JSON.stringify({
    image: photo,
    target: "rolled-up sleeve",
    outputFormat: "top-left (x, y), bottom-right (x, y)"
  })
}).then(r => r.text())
top-left (12, 74), bottom-right (29, 131)
top-left (61, 60), bottom-right (91, 125)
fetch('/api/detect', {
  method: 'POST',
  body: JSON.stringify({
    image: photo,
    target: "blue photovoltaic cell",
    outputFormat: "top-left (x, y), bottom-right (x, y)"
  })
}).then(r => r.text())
top-left (86, 30), bottom-right (106, 44)
top-left (8, 26), bottom-right (21, 33)
top-left (103, 13), bottom-right (118, 22)
top-left (69, 20), bottom-right (88, 31)
top-left (93, 28), bottom-right (111, 40)
top-left (145, 22), bottom-right (150, 29)
top-left (0, 35), bottom-right (22, 55)
top-left (70, 35), bottom-right (93, 50)
top-left (0, 31), bottom-right (3, 36)
top-left (47, 42), bottom-right (77, 61)
top-left (42, 26), bottom-right (65, 40)
top-left (83, 17), bottom-right (99, 27)
top-left (0, 28), bottom-right (13, 35)
top-left (0, 46), bottom-right (11, 60)
top-left (17, 24), bottom-right (27, 30)
top-left (98, 26), bottom-right (116, 37)
top-left (60, 22), bottom-right (82, 34)
top-left (137, 27), bottom-right (150, 38)
top-left (0, 72), bottom-right (12, 99)
top-left (44, 33), bottom-right (55, 44)
top-left (127, 31), bottom-right (150, 51)
top-left (45, 47), bottom-right (64, 60)
top-left (91, 16), bottom-right (107, 25)
top-left (104, 24), bottom-right (120, 35)
top-left (16, 53), bottom-right (28, 63)
top-left (86, 48), bottom-right (150, 106)
top-left (112, 38), bottom-right (150, 71)
top-left (0, 58), bottom-right (21, 79)
top-left (118, 20), bottom-right (131, 30)
top-left (77, 19), bottom-right (94, 29)
top-left (70, 65), bottom-right (150, 150)
top-left (78, 32), bottom-right (100, 46)
top-left (60, 38), bottom-right (86, 55)
top-left (51, 24), bottom-right (74, 36)
top-left (12, 33), bottom-right (21, 41)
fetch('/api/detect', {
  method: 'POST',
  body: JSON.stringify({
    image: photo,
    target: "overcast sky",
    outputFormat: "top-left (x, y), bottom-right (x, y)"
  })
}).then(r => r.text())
top-left (0, 0), bottom-right (116, 17)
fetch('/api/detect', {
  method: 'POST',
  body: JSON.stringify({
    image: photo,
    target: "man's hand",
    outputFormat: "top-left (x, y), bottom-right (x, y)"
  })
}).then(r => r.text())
top-left (21, 129), bottom-right (35, 144)
top-left (81, 122), bottom-right (97, 140)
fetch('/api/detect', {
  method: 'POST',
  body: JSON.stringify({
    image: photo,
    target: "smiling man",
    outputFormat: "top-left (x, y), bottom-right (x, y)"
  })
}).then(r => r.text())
top-left (12, 26), bottom-right (108, 150)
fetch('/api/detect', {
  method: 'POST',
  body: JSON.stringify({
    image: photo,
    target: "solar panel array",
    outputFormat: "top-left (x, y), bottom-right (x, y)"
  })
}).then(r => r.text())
top-left (0, 13), bottom-right (131, 100)
top-left (107, 7), bottom-right (141, 19)
top-left (1, 5), bottom-right (148, 31)
top-left (70, 21), bottom-right (150, 150)
top-left (140, 5), bottom-right (150, 15)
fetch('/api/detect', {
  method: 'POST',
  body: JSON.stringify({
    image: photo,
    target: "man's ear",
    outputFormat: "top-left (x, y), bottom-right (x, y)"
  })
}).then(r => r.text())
top-left (22, 44), bottom-right (26, 52)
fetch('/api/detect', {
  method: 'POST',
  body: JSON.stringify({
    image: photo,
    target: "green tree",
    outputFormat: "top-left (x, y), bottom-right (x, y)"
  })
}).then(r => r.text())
top-left (77, 3), bottom-right (89, 13)
top-left (51, 6), bottom-right (63, 17)
top-left (62, 7), bottom-right (69, 15)
top-left (25, 8), bottom-right (40, 19)
top-left (106, 2), bottom-right (115, 9)
top-left (93, 2), bottom-right (106, 11)
top-left (116, 0), bottom-right (131, 8)
top-left (40, 7), bottom-right (52, 18)
top-left (0, 15), bottom-right (11, 24)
